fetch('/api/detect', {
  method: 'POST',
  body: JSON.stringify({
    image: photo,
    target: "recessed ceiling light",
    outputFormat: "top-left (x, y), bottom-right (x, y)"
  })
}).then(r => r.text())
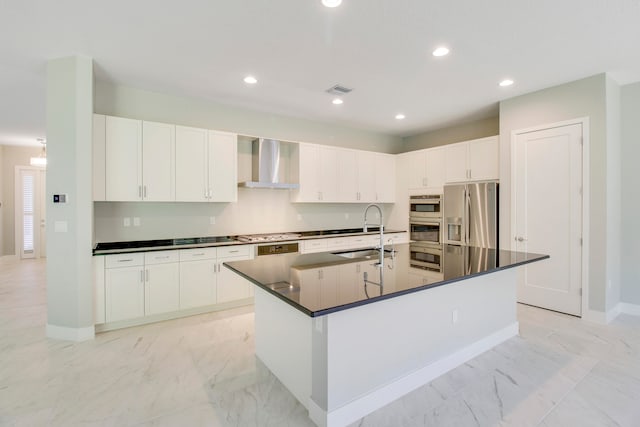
top-left (243, 76), bottom-right (258, 84)
top-left (432, 47), bottom-right (450, 57)
top-left (499, 79), bottom-right (514, 87)
top-left (322, 0), bottom-right (342, 7)
top-left (332, 98), bottom-right (344, 105)
top-left (395, 114), bottom-right (406, 120)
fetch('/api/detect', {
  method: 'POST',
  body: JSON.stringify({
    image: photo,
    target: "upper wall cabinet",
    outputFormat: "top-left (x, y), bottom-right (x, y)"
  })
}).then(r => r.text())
top-left (94, 115), bottom-right (238, 203)
top-left (444, 136), bottom-right (499, 183)
top-left (290, 143), bottom-right (338, 203)
top-left (93, 115), bottom-right (106, 201)
top-left (290, 143), bottom-right (395, 203)
top-left (175, 126), bottom-right (237, 202)
top-left (105, 116), bottom-right (143, 201)
top-left (404, 146), bottom-right (445, 192)
top-left (100, 115), bottom-right (175, 202)
top-left (142, 121), bottom-right (175, 201)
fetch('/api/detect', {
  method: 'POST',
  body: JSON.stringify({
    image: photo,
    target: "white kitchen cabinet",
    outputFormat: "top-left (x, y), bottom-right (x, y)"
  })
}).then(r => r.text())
top-left (144, 251), bottom-right (180, 315)
top-left (175, 126), bottom-right (237, 202)
top-left (179, 248), bottom-right (217, 309)
top-left (374, 153), bottom-right (396, 202)
top-left (301, 239), bottom-right (329, 254)
top-left (105, 116), bottom-right (143, 201)
top-left (105, 253), bottom-right (145, 322)
top-left (337, 149), bottom-right (358, 202)
top-left (290, 143), bottom-right (338, 202)
top-left (93, 114), bottom-right (106, 201)
top-left (208, 131), bottom-right (237, 202)
top-left (468, 136), bottom-right (499, 181)
top-left (445, 136), bottom-right (499, 183)
top-left (93, 256), bottom-right (105, 324)
top-left (357, 151), bottom-right (377, 202)
top-left (402, 147), bottom-right (445, 192)
top-left (216, 245), bottom-right (253, 303)
top-left (104, 116), bottom-right (175, 202)
top-left (142, 121), bottom-right (175, 201)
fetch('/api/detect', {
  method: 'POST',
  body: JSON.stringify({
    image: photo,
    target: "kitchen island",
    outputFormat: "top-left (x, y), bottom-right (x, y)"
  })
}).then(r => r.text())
top-left (225, 244), bottom-right (548, 427)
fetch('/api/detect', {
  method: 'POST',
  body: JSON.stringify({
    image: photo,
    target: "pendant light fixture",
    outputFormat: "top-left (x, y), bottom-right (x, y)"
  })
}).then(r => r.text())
top-left (30, 138), bottom-right (47, 167)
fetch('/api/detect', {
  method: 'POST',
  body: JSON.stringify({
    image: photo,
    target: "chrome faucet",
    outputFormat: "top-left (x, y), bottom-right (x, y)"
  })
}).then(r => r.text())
top-left (363, 204), bottom-right (384, 268)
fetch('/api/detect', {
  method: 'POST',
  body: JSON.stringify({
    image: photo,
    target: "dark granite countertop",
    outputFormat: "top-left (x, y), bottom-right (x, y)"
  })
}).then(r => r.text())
top-left (224, 244), bottom-right (549, 317)
top-left (92, 228), bottom-right (406, 255)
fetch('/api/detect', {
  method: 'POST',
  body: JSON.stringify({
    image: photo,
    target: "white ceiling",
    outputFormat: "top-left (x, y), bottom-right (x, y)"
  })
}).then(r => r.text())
top-left (1, 0), bottom-right (640, 147)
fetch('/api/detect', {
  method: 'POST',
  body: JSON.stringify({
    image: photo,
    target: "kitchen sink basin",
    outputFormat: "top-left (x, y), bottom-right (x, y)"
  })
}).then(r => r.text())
top-left (333, 249), bottom-right (392, 260)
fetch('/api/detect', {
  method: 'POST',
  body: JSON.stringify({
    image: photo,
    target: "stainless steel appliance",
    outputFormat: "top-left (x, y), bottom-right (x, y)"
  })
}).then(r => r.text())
top-left (409, 195), bottom-right (441, 220)
top-left (409, 219), bottom-right (441, 245)
top-left (443, 182), bottom-right (498, 248)
top-left (237, 139), bottom-right (299, 189)
top-left (409, 242), bottom-right (442, 272)
top-left (256, 242), bottom-right (299, 256)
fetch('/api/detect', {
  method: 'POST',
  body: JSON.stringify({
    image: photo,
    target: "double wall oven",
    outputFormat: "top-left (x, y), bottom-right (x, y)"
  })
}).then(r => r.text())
top-left (409, 195), bottom-right (442, 272)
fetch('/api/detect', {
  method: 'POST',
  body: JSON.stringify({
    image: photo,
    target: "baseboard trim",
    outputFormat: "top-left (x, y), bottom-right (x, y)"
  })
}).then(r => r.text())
top-left (310, 322), bottom-right (519, 427)
top-left (618, 302), bottom-right (640, 316)
top-left (46, 324), bottom-right (95, 342)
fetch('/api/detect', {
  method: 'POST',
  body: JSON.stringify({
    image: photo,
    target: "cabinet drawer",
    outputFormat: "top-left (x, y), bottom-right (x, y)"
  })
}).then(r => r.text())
top-left (179, 247), bottom-right (217, 261)
top-left (302, 239), bottom-right (328, 254)
top-left (105, 253), bottom-right (144, 268)
top-left (144, 250), bottom-right (179, 265)
top-left (217, 245), bottom-right (251, 259)
top-left (326, 237), bottom-right (350, 250)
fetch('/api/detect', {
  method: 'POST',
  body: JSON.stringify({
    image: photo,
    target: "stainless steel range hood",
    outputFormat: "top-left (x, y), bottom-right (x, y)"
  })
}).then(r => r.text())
top-left (238, 138), bottom-right (299, 189)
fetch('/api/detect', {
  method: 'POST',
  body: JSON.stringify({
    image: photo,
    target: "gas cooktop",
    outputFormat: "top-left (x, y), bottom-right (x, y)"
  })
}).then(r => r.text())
top-left (236, 233), bottom-right (302, 243)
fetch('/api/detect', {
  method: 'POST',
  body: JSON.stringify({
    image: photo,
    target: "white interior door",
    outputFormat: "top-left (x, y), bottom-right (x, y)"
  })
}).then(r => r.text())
top-left (38, 170), bottom-right (46, 258)
top-left (15, 167), bottom-right (46, 259)
top-left (512, 123), bottom-right (583, 316)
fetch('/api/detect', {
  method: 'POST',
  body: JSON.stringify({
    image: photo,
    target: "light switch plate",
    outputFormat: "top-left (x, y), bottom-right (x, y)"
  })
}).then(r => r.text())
top-left (123, 217), bottom-right (131, 227)
top-left (133, 217), bottom-right (140, 227)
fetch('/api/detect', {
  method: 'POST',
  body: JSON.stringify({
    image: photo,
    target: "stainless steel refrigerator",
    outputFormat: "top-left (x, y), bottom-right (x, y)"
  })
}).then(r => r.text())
top-left (443, 181), bottom-right (498, 249)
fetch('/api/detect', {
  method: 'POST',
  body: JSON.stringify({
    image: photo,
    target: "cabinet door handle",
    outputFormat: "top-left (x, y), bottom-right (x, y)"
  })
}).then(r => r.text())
top-left (193, 252), bottom-right (205, 256)
top-left (423, 177), bottom-right (428, 187)
top-left (143, 186), bottom-right (147, 198)
top-left (155, 256), bottom-right (170, 260)
top-left (145, 269), bottom-right (149, 282)
top-left (140, 270), bottom-right (144, 283)
top-left (228, 250), bottom-right (239, 253)
top-left (117, 258), bottom-right (134, 263)
top-left (138, 186), bottom-right (142, 198)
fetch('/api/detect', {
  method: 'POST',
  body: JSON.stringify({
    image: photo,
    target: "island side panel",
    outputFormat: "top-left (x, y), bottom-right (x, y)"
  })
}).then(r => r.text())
top-left (254, 286), bottom-right (313, 409)
top-left (312, 268), bottom-right (518, 427)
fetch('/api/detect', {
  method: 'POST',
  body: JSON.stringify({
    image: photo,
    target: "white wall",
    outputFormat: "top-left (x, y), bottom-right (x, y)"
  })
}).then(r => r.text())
top-left (499, 73), bottom-right (610, 313)
top-left (0, 145), bottom-right (41, 255)
top-left (94, 81), bottom-right (402, 153)
top-left (92, 83), bottom-right (400, 242)
top-left (400, 116), bottom-right (499, 153)
top-left (621, 82), bottom-right (640, 305)
top-left (605, 76), bottom-right (621, 312)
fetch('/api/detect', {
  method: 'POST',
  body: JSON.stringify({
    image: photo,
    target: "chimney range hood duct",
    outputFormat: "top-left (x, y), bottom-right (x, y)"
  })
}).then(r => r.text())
top-left (238, 138), bottom-right (299, 189)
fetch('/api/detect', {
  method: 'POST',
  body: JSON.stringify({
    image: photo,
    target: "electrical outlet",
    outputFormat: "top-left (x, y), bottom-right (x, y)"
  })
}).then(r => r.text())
top-left (452, 309), bottom-right (459, 324)
top-left (345, 213), bottom-right (349, 220)
top-left (133, 217), bottom-right (140, 227)
top-left (210, 216), bottom-right (216, 225)
top-left (123, 217), bottom-right (131, 227)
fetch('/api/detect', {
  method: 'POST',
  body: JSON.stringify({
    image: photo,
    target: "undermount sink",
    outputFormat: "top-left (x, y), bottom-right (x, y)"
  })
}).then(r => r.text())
top-left (333, 249), bottom-right (391, 260)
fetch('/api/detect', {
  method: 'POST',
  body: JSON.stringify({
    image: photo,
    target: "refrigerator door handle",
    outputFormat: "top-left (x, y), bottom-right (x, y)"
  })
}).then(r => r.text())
top-left (465, 188), bottom-right (471, 245)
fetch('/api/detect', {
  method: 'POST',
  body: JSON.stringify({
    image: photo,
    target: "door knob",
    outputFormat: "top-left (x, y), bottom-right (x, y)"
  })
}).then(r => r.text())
top-left (514, 236), bottom-right (527, 242)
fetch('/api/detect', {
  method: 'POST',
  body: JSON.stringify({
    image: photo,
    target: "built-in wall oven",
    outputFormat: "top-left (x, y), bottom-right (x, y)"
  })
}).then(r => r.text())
top-left (409, 194), bottom-right (443, 271)
top-left (409, 195), bottom-right (441, 219)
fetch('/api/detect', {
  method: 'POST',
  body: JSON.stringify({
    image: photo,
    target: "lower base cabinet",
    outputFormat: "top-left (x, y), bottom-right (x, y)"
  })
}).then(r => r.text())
top-left (179, 258), bottom-right (217, 309)
top-left (105, 264), bottom-right (145, 323)
top-left (100, 245), bottom-right (253, 326)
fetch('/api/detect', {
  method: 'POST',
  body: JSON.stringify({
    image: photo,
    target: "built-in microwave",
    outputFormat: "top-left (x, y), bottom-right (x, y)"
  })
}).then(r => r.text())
top-left (409, 219), bottom-right (441, 245)
top-left (409, 195), bottom-right (441, 220)
top-left (409, 242), bottom-right (442, 272)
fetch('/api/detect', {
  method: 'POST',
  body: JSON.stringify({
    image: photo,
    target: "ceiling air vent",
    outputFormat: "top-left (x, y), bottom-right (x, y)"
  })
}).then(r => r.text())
top-left (326, 84), bottom-right (353, 95)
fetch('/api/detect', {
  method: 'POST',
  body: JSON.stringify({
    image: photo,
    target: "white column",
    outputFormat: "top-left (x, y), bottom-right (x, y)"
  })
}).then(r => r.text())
top-left (45, 56), bottom-right (95, 341)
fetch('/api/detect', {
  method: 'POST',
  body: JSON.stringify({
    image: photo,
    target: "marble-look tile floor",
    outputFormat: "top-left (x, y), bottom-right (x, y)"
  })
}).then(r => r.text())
top-left (1, 257), bottom-right (639, 426)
